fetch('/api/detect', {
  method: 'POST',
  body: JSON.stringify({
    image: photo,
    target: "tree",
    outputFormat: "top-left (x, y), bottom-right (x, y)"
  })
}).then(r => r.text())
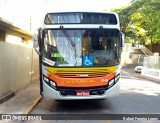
top-left (113, 0), bottom-right (160, 51)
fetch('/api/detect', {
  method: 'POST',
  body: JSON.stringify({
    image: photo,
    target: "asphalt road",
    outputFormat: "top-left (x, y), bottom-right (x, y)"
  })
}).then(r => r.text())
top-left (30, 67), bottom-right (160, 123)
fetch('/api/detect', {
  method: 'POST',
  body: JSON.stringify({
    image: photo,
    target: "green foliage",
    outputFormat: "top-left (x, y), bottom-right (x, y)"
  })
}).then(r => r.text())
top-left (113, 0), bottom-right (160, 50)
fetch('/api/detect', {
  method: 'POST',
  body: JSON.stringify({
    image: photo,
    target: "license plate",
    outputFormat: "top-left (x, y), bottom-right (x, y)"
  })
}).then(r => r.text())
top-left (76, 91), bottom-right (90, 96)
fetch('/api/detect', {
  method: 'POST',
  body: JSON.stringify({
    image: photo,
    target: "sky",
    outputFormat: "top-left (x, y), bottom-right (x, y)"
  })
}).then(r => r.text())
top-left (0, 0), bottom-right (132, 31)
top-left (47, 0), bottom-right (132, 11)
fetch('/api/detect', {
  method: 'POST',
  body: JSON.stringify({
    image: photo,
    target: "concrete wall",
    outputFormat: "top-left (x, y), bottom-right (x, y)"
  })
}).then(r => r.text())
top-left (31, 48), bottom-right (40, 82)
top-left (121, 43), bottom-right (132, 65)
top-left (0, 41), bottom-right (39, 97)
top-left (141, 68), bottom-right (160, 81)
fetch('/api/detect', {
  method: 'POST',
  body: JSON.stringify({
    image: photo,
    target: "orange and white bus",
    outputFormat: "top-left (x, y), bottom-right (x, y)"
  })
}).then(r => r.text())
top-left (33, 11), bottom-right (123, 100)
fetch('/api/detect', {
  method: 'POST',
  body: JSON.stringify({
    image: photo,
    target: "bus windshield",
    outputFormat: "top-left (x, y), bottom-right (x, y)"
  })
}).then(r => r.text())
top-left (42, 29), bottom-right (121, 67)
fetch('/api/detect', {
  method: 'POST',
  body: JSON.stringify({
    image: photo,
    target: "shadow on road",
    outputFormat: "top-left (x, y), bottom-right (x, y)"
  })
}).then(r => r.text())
top-left (46, 99), bottom-right (113, 114)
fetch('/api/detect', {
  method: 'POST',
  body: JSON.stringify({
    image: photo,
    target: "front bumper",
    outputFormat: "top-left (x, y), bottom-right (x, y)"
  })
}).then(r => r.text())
top-left (42, 79), bottom-right (120, 100)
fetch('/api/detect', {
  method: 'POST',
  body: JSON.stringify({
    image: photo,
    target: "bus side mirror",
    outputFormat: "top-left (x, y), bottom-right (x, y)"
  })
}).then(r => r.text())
top-left (120, 32), bottom-right (125, 47)
top-left (33, 31), bottom-right (39, 48)
top-left (33, 30), bottom-right (40, 55)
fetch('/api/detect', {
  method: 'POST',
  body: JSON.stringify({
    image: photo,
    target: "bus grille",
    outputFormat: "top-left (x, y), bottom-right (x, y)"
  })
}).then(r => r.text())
top-left (57, 86), bottom-right (107, 96)
top-left (55, 73), bottom-right (107, 78)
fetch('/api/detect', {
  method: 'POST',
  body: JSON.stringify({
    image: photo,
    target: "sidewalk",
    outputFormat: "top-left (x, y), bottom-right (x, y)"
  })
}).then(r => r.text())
top-left (135, 74), bottom-right (160, 83)
top-left (0, 81), bottom-right (40, 114)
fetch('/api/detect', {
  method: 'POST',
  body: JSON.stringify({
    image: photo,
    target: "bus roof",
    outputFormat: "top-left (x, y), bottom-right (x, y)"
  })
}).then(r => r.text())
top-left (45, 10), bottom-right (118, 16)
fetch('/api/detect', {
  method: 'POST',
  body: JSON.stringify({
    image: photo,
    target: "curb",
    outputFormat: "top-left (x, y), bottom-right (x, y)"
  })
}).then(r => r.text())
top-left (135, 74), bottom-right (160, 83)
top-left (0, 91), bottom-right (15, 104)
top-left (23, 95), bottom-right (42, 115)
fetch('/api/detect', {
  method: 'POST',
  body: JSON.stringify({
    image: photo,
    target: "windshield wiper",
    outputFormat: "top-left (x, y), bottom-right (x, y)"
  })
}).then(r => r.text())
top-left (60, 26), bottom-right (75, 47)
top-left (92, 26), bottom-right (105, 49)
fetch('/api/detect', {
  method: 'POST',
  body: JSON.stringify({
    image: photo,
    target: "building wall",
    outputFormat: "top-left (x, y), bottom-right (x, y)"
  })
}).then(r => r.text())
top-left (0, 41), bottom-right (39, 97)
top-left (0, 30), bottom-right (6, 41)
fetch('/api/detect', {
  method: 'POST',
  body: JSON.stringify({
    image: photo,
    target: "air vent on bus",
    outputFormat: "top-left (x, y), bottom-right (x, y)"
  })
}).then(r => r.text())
top-left (55, 73), bottom-right (107, 78)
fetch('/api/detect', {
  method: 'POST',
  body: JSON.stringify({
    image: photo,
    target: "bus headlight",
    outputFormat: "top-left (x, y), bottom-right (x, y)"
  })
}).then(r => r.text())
top-left (108, 74), bottom-right (120, 88)
top-left (43, 75), bottom-right (49, 83)
top-left (50, 80), bottom-right (57, 89)
top-left (115, 74), bottom-right (120, 82)
top-left (43, 75), bottom-right (57, 89)
top-left (108, 79), bottom-right (115, 88)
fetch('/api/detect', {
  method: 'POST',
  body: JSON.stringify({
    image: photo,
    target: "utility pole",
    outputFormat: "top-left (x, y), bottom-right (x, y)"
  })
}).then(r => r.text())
top-left (30, 16), bottom-right (32, 32)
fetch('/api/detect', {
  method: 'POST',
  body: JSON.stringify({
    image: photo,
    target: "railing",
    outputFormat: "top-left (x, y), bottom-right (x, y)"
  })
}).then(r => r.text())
top-left (144, 56), bottom-right (160, 70)
top-left (140, 45), bottom-right (154, 56)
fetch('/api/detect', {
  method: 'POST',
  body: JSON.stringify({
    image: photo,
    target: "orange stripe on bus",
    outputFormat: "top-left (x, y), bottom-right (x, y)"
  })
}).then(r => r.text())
top-left (48, 72), bottom-right (116, 87)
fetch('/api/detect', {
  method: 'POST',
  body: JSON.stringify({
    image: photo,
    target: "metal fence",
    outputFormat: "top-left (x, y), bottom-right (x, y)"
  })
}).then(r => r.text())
top-left (144, 56), bottom-right (160, 69)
